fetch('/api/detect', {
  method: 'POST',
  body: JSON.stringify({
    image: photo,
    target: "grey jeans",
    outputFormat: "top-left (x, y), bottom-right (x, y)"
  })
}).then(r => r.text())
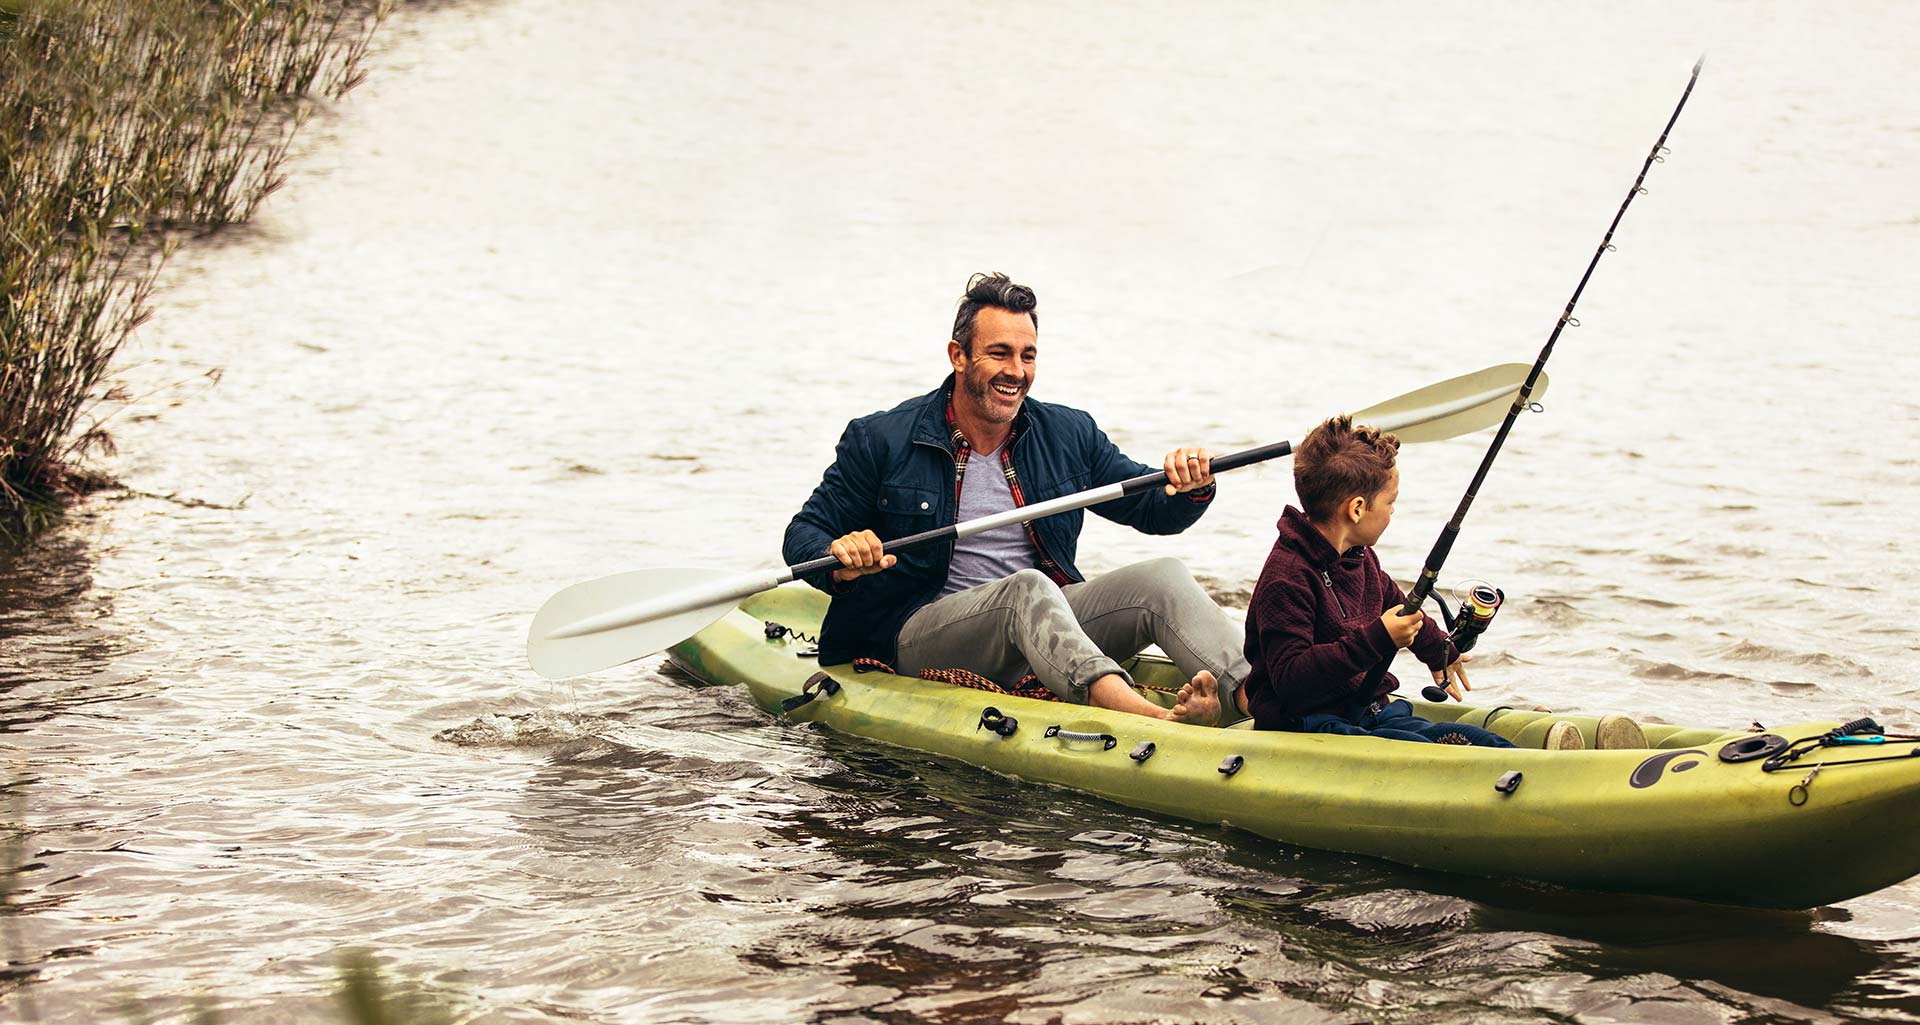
top-left (894, 557), bottom-right (1249, 712)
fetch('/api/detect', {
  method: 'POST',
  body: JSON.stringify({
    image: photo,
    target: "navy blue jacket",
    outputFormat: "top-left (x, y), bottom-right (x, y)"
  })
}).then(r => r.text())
top-left (784, 377), bottom-right (1212, 666)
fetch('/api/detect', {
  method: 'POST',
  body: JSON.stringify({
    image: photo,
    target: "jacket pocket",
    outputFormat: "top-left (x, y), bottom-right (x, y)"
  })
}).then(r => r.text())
top-left (876, 482), bottom-right (939, 537)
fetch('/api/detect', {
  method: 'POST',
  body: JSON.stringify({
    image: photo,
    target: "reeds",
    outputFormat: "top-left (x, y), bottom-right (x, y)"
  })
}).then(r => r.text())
top-left (0, 0), bottom-right (388, 539)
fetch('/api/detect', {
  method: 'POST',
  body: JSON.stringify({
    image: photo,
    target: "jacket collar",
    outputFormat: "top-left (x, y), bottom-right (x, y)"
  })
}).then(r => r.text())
top-left (909, 377), bottom-right (954, 449)
top-left (1277, 505), bottom-right (1364, 571)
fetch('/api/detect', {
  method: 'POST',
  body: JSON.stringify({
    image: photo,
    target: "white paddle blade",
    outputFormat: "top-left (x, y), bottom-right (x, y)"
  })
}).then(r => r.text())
top-left (1352, 363), bottom-right (1548, 444)
top-left (527, 566), bottom-right (773, 679)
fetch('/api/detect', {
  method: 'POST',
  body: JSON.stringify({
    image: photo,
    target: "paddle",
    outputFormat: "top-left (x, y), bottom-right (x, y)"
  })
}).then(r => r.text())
top-left (527, 362), bottom-right (1549, 680)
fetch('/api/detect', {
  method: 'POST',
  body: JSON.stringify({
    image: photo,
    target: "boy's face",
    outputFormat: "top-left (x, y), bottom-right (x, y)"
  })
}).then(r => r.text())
top-left (1354, 468), bottom-right (1399, 547)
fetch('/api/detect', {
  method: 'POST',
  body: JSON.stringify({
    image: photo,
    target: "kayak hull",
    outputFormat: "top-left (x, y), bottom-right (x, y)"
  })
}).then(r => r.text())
top-left (668, 586), bottom-right (1920, 909)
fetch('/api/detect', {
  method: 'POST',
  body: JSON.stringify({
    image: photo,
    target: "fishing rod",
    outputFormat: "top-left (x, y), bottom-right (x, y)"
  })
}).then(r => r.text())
top-left (1361, 56), bottom-right (1706, 705)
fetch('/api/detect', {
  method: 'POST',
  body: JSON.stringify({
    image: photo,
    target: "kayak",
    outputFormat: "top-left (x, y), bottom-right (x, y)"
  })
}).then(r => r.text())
top-left (667, 586), bottom-right (1920, 910)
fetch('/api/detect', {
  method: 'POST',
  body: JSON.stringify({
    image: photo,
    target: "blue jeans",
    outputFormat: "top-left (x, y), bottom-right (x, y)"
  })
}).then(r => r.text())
top-left (1298, 698), bottom-right (1516, 748)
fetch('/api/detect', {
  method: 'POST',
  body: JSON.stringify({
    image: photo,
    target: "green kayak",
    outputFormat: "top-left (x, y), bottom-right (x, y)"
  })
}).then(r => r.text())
top-left (667, 586), bottom-right (1920, 910)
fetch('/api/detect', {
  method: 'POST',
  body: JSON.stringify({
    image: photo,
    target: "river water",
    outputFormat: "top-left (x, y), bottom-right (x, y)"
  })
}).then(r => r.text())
top-left (5, 2), bottom-right (1919, 1022)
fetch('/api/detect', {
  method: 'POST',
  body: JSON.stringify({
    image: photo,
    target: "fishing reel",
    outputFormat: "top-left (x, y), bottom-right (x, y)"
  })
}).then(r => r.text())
top-left (1420, 581), bottom-right (1503, 703)
top-left (1447, 581), bottom-right (1504, 655)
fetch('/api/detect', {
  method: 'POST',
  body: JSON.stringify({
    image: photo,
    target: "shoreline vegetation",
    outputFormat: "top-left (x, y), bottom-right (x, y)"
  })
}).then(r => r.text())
top-left (0, 0), bottom-right (390, 541)
top-left (0, 3), bottom-right (464, 1018)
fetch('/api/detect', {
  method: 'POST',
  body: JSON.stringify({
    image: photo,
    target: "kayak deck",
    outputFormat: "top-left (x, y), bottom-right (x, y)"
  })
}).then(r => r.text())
top-left (667, 586), bottom-right (1920, 909)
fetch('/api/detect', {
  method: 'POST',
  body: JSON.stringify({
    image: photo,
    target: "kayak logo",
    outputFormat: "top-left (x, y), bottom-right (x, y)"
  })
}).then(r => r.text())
top-left (1629, 749), bottom-right (1706, 789)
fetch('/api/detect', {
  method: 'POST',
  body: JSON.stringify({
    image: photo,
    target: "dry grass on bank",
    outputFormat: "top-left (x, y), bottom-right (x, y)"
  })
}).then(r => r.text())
top-left (0, 0), bottom-right (387, 540)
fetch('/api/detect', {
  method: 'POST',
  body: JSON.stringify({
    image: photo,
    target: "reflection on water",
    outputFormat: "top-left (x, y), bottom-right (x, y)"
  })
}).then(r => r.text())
top-left (0, 516), bottom-right (143, 734)
top-left (4, 0), bottom-right (1919, 1021)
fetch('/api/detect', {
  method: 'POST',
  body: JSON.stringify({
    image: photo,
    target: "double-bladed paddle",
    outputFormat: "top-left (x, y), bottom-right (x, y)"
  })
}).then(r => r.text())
top-left (527, 362), bottom-right (1548, 680)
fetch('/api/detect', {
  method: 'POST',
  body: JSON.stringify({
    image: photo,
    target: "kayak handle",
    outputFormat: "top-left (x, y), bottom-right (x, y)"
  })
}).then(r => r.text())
top-left (1045, 725), bottom-right (1117, 750)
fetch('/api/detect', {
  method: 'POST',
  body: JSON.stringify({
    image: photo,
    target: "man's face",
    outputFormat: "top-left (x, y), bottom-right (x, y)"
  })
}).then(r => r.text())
top-left (1354, 468), bottom-right (1399, 547)
top-left (949, 306), bottom-right (1037, 426)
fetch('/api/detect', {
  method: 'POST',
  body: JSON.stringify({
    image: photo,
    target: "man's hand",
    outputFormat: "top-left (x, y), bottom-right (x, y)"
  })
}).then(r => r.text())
top-left (1432, 652), bottom-right (1473, 702)
top-left (829, 529), bottom-right (896, 583)
top-left (1163, 447), bottom-right (1214, 496)
top-left (1381, 605), bottom-right (1423, 648)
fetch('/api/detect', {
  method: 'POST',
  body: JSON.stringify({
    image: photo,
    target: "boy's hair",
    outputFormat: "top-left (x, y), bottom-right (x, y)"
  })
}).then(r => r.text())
top-left (1294, 415), bottom-right (1401, 522)
top-left (951, 272), bottom-right (1038, 354)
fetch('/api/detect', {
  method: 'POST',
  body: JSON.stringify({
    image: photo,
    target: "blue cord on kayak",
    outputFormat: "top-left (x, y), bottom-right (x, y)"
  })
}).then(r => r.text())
top-left (1827, 717), bottom-right (1883, 740)
top-left (1762, 716), bottom-right (1919, 773)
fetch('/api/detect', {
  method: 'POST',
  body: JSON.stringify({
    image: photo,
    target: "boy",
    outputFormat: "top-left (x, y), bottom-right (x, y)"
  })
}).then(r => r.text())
top-left (1240, 415), bottom-right (1516, 746)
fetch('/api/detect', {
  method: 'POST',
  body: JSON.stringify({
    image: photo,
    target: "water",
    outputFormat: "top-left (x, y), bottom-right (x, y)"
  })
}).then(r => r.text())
top-left (5, 1), bottom-right (1919, 1021)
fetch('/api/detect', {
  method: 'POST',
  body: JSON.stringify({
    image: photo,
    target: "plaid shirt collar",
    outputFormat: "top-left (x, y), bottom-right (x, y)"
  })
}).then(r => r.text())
top-left (944, 393), bottom-right (1022, 503)
top-left (943, 393), bottom-right (1020, 459)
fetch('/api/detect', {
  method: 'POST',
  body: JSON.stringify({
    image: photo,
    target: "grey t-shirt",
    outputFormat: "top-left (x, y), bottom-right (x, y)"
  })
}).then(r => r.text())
top-left (940, 445), bottom-right (1038, 596)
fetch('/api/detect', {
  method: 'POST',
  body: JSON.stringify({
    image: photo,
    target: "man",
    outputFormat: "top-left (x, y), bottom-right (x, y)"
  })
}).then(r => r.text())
top-left (783, 272), bottom-right (1250, 725)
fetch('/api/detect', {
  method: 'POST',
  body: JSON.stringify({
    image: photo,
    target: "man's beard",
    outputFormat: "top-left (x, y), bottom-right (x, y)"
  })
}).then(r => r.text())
top-left (964, 370), bottom-right (1027, 423)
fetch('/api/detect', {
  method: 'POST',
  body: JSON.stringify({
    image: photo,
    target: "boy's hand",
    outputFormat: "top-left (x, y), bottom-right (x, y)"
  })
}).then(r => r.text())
top-left (1432, 653), bottom-right (1473, 701)
top-left (1381, 605), bottom-right (1423, 648)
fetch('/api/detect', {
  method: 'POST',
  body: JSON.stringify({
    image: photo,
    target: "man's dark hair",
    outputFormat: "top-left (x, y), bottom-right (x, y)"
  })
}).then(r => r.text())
top-left (950, 272), bottom-right (1038, 354)
top-left (1294, 415), bottom-right (1402, 522)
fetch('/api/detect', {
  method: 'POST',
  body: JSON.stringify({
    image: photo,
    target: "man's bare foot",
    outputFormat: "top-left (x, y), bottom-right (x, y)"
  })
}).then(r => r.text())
top-left (1168, 670), bottom-right (1221, 725)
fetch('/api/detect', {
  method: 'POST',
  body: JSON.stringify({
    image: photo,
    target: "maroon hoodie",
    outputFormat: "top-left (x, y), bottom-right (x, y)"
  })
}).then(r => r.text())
top-left (1242, 506), bottom-right (1454, 731)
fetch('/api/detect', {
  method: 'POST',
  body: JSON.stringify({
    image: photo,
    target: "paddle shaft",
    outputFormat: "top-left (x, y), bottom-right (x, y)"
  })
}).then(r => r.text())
top-left (539, 448), bottom-right (1273, 643)
top-left (529, 362), bottom-right (1539, 670)
top-left (781, 367), bottom-right (1530, 588)
top-left (779, 439), bottom-right (1294, 583)
top-left (1368, 57), bottom-right (1705, 701)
